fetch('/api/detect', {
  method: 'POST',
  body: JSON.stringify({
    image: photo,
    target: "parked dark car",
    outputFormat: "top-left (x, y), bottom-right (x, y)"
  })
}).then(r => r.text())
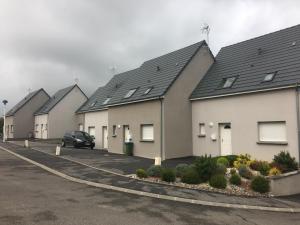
top-left (62, 131), bottom-right (95, 149)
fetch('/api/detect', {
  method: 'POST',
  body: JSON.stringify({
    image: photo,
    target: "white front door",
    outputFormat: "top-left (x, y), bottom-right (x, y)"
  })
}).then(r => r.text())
top-left (102, 126), bottom-right (108, 149)
top-left (124, 125), bottom-right (130, 142)
top-left (220, 123), bottom-right (232, 156)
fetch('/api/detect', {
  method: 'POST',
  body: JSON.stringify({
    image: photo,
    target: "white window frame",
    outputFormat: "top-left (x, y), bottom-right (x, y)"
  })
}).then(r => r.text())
top-left (124, 89), bottom-right (137, 98)
top-left (141, 124), bottom-right (154, 142)
top-left (10, 125), bottom-right (14, 133)
top-left (258, 121), bottom-right (287, 144)
top-left (198, 123), bottom-right (206, 137)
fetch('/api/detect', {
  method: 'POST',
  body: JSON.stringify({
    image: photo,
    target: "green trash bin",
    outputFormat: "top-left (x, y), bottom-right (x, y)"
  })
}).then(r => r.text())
top-left (124, 142), bottom-right (134, 156)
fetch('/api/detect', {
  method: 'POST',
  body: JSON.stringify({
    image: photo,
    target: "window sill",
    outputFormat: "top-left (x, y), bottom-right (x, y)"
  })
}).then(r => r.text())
top-left (140, 140), bottom-right (154, 143)
top-left (198, 134), bottom-right (206, 138)
top-left (257, 141), bottom-right (288, 145)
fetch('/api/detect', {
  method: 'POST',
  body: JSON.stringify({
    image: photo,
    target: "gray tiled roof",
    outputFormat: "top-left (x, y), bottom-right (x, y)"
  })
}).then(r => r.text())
top-left (6, 89), bottom-right (49, 117)
top-left (191, 24), bottom-right (300, 99)
top-left (35, 85), bottom-right (78, 115)
top-left (78, 41), bottom-right (206, 113)
top-left (77, 69), bottom-right (138, 113)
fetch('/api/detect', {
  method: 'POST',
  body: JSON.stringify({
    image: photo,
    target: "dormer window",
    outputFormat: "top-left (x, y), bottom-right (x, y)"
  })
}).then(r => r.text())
top-left (221, 76), bottom-right (237, 88)
top-left (144, 87), bottom-right (153, 95)
top-left (103, 98), bottom-right (111, 105)
top-left (263, 72), bottom-right (277, 82)
top-left (124, 89), bottom-right (137, 98)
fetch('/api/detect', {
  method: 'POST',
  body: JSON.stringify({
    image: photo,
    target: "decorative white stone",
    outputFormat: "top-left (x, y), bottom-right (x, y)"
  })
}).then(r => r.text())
top-left (24, 140), bottom-right (29, 148)
top-left (155, 157), bottom-right (161, 166)
top-left (56, 146), bottom-right (61, 156)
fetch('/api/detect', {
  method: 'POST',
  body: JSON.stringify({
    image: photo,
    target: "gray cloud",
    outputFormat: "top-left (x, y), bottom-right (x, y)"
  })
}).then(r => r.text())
top-left (1, 0), bottom-right (300, 110)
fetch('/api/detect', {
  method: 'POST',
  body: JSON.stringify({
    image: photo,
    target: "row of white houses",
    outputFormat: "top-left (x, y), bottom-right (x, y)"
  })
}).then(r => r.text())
top-left (5, 24), bottom-right (300, 162)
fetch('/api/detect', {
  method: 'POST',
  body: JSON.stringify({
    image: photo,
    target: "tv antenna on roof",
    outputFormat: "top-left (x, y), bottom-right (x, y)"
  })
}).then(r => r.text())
top-left (74, 77), bottom-right (79, 84)
top-left (201, 23), bottom-right (210, 45)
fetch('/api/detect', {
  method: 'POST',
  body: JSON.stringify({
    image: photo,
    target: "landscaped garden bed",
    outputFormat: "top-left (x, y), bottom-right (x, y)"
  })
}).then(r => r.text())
top-left (134, 151), bottom-right (299, 197)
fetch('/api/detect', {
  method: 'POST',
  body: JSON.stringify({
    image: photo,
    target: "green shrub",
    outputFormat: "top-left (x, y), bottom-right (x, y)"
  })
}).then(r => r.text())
top-left (230, 168), bottom-right (237, 175)
top-left (250, 160), bottom-right (261, 171)
top-left (216, 157), bottom-right (229, 167)
top-left (269, 167), bottom-right (282, 176)
top-left (229, 174), bottom-right (242, 185)
top-left (258, 161), bottom-right (271, 176)
top-left (226, 155), bottom-right (238, 167)
top-left (181, 168), bottom-right (200, 184)
top-left (238, 165), bottom-right (253, 179)
top-left (273, 151), bottom-right (298, 173)
top-left (136, 169), bottom-right (147, 178)
top-left (175, 163), bottom-right (189, 178)
top-left (233, 154), bottom-right (251, 169)
top-left (161, 168), bottom-right (176, 182)
top-left (251, 176), bottom-right (270, 193)
top-left (209, 174), bottom-right (227, 189)
top-left (194, 155), bottom-right (217, 182)
top-left (214, 164), bottom-right (227, 175)
top-left (146, 165), bottom-right (163, 177)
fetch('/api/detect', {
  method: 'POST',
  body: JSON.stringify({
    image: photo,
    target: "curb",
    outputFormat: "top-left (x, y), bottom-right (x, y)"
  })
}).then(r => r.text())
top-left (1, 146), bottom-right (300, 213)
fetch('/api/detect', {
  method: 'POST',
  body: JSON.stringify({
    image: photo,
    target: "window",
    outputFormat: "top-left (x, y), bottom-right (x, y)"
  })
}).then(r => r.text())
top-left (141, 124), bottom-right (154, 141)
top-left (144, 87), bottom-right (153, 95)
top-left (124, 89), bottom-right (137, 98)
top-left (78, 124), bottom-right (83, 131)
top-left (221, 77), bottom-right (237, 88)
top-left (88, 126), bottom-right (96, 137)
top-left (112, 125), bottom-right (117, 137)
top-left (263, 72), bottom-right (277, 82)
top-left (45, 124), bottom-right (48, 130)
top-left (41, 124), bottom-right (44, 131)
top-left (10, 125), bottom-right (14, 133)
top-left (35, 124), bottom-right (39, 132)
top-left (199, 123), bottom-right (205, 136)
top-left (258, 121), bottom-right (287, 143)
top-left (103, 98), bottom-right (111, 105)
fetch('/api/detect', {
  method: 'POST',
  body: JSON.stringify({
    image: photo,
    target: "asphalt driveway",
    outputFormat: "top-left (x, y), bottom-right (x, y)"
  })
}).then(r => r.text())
top-left (10, 140), bottom-right (195, 174)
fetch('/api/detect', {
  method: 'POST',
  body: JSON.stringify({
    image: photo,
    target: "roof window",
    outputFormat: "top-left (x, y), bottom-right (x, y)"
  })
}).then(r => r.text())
top-left (221, 77), bottom-right (237, 88)
top-left (144, 87), bottom-right (153, 95)
top-left (103, 98), bottom-right (111, 105)
top-left (263, 72), bottom-right (277, 82)
top-left (124, 89), bottom-right (137, 98)
top-left (90, 101), bottom-right (97, 107)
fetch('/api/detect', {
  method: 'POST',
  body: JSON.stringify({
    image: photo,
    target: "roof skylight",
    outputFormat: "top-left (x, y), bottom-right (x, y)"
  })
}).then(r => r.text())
top-left (221, 77), bottom-right (237, 88)
top-left (263, 72), bottom-right (277, 82)
top-left (102, 98), bottom-right (111, 105)
top-left (124, 89), bottom-right (137, 98)
top-left (144, 87), bottom-right (153, 95)
top-left (90, 101), bottom-right (97, 107)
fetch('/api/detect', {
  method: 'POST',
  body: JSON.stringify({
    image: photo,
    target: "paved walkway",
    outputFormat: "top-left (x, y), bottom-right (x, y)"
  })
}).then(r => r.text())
top-left (2, 141), bottom-right (300, 211)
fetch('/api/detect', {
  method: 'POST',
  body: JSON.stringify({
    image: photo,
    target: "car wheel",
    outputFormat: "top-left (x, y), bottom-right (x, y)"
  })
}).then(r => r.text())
top-left (90, 146), bottom-right (94, 150)
top-left (61, 141), bottom-right (66, 147)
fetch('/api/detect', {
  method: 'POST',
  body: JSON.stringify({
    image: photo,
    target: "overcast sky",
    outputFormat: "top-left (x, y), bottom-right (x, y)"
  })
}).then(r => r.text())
top-left (1, 0), bottom-right (300, 111)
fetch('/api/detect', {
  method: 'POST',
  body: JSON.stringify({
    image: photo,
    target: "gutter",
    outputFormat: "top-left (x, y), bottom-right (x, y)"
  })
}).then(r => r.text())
top-left (296, 83), bottom-right (300, 162)
top-left (160, 97), bottom-right (164, 160)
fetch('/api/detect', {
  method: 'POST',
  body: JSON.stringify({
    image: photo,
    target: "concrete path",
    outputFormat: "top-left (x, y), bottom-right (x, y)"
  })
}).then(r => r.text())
top-left (1, 141), bottom-right (300, 212)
